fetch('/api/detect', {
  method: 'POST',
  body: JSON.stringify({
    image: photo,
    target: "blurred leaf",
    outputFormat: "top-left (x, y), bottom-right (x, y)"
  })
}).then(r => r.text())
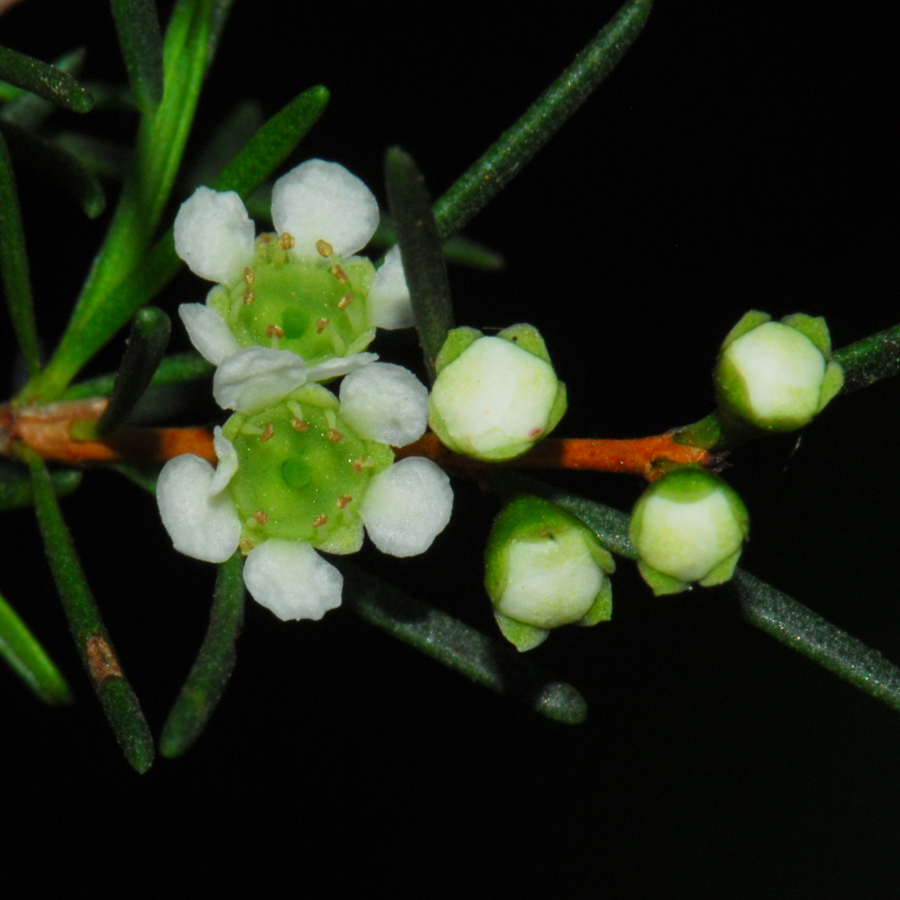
top-left (53, 132), bottom-right (132, 180)
top-left (184, 98), bottom-right (263, 190)
top-left (0, 131), bottom-right (40, 376)
top-left (340, 561), bottom-right (588, 725)
top-left (25, 84), bottom-right (329, 402)
top-left (110, 463), bottom-right (160, 494)
top-left (0, 45), bottom-right (93, 113)
top-left (160, 552), bottom-right (245, 757)
top-left (433, 0), bottom-right (652, 240)
top-left (0, 118), bottom-right (105, 217)
top-left (371, 217), bottom-right (505, 271)
top-left (1, 48), bottom-right (86, 130)
top-left (111, 0), bottom-right (164, 113)
top-left (385, 146), bottom-right (454, 382)
top-left (24, 449), bottom-right (154, 772)
top-left (0, 462), bottom-right (82, 510)
top-left (0, 587), bottom-right (72, 704)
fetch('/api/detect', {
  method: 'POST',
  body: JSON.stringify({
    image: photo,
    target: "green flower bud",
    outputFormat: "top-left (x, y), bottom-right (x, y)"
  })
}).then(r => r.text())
top-left (428, 324), bottom-right (567, 461)
top-left (485, 496), bottom-right (615, 651)
top-left (629, 468), bottom-right (749, 596)
top-left (222, 384), bottom-right (394, 555)
top-left (714, 311), bottom-right (844, 434)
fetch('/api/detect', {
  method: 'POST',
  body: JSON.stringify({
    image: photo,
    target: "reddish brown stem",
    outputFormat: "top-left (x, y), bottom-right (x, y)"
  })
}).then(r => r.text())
top-left (2, 399), bottom-right (710, 479)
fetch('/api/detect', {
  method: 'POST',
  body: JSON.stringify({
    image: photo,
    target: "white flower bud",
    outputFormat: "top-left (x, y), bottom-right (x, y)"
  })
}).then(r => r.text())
top-left (629, 469), bottom-right (749, 596)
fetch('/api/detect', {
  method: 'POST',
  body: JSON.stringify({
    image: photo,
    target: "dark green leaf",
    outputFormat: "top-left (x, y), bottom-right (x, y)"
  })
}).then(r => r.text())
top-left (0, 462), bottom-right (82, 510)
top-left (160, 552), bottom-right (245, 756)
top-left (433, 0), bottom-right (652, 240)
top-left (0, 118), bottom-right (105, 218)
top-left (833, 323), bottom-right (900, 393)
top-left (340, 561), bottom-right (587, 725)
top-left (63, 351), bottom-right (212, 400)
top-left (93, 307), bottom-right (171, 437)
top-left (53, 133), bottom-right (132, 181)
top-left (24, 449), bottom-right (154, 772)
top-left (385, 147), bottom-right (454, 382)
top-left (0, 45), bottom-right (94, 113)
top-left (1, 49), bottom-right (87, 130)
top-left (185, 99), bottom-right (263, 190)
top-left (0, 131), bottom-right (40, 376)
top-left (371, 217), bottom-right (505, 271)
top-left (0, 587), bottom-right (72, 704)
top-left (111, 0), bottom-right (164, 113)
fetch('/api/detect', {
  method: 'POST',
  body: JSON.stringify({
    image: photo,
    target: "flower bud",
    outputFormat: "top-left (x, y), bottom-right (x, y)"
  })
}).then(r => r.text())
top-left (629, 468), bottom-right (749, 595)
top-left (427, 324), bottom-right (567, 461)
top-left (485, 496), bottom-right (614, 651)
top-left (714, 311), bottom-right (843, 434)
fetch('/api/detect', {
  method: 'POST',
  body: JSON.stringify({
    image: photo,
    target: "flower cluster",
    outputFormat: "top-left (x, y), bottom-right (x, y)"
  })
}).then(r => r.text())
top-left (157, 161), bottom-right (452, 620)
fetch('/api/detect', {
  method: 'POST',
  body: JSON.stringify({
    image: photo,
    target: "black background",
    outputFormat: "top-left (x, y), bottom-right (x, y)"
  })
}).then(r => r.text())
top-left (2, 0), bottom-right (899, 894)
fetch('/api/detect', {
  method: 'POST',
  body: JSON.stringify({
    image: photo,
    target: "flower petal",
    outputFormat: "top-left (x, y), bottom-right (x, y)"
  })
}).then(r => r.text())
top-left (156, 454), bottom-right (241, 563)
top-left (213, 347), bottom-right (309, 413)
top-left (361, 458), bottom-right (453, 557)
top-left (243, 540), bottom-right (343, 621)
top-left (209, 426), bottom-right (238, 493)
top-left (179, 303), bottom-right (242, 365)
top-left (303, 351), bottom-right (378, 384)
top-left (174, 187), bottom-right (255, 284)
top-left (367, 246), bottom-right (413, 329)
top-left (339, 362), bottom-right (428, 446)
top-left (270, 160), bottom-right (379, 262)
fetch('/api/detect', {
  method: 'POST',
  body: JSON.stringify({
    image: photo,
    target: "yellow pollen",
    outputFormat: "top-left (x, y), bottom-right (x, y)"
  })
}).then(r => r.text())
top-left (279, 232), bottom-right (295, 250)
top-left (316, 239), bottom-right (333, 258)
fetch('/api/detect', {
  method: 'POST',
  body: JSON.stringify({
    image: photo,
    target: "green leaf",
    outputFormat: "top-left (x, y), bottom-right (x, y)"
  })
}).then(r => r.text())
top-left (24, 449), bottom-right (154, 773)
top-left (832, 323), bottom-right (900, 394)
top-left (184, 99), bottom-right (264, 191)
top-left (160, 552), bottom-right (246, 757)
top-left (0, 462), bottom-right (82, 510)
top-left (1, 49), bottom-right (87, 130)
top-left (79, 307), bottom-right (171, 439)
top-left (340, 561), bottom-right (588, 725)
top-left (0, 587), bottom-right (72, 704)
top-left (24, 85), bottom-right (329, 402)
top-left (370, 218), bottom-right (505, 271)
top-left (432, 0), bottom-right (652, 240)
top-left (384, 146), bottom-right (455, 382)
top-left (111, 0), bottom-right (164, 113)
top-left (0, 45), bottom-right (94, 113)
top-left (0, 131), bottom-right (40, 376)
top-left (0, 118), bottom-right (106, 218)
top-left (53, 132), bottom-right (132, 181)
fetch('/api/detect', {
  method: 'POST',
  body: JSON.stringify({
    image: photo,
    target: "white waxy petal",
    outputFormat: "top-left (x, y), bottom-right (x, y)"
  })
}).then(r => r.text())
top-left (174, 187), bottom-right (255, 284)
top-left (303, 351), bottom-right (378, 383)
top-left (367, 246), bottom-right (414, 329)
top-left (209, 426), bottom-right (238, 493)
top-left (213, 347), bottom-right (309, 413)
top-left (430, 337), bottom-right (558, 456)
top-left (179, 304), bottom-right (241, 365)
top-left (243, 540), bottom-right (343, 621)
top-left (339, 362), bottom-right (428, 447)
top-left (270, 160), bottom-right (379, 262)
top-left (156, 454), bottom-right (241, 563)
top-left (361, 458), bottom-right (453, 557)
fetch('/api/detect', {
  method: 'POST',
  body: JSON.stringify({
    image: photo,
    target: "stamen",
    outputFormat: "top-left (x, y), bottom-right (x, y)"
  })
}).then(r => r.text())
top-left (331, 265), bottom-right (348, 284)
top-left (328, 429), bottom-right (344, 443)
top-left (336, 494), bottom-right (353, 509)
top-left (279, 232), bottom-right (295, 250)
top-left (315, 318), bottom-right (329, 334)
top-left (258, 234), bottom-right (273, 244)
top-left (239, 538), bottom-right (255, 554)
top-left (324, 409), bottom-right (337, 431)
top-left (291, 418), bottom-right (307, 432)
top-left (316, 239), bottom-right (333, 258)
top-left (243, 289), bottom-right (255, 305)
top-left (266, 324), bottom-right (284, 339)
top-left (253, 510), bottom-right (268, 525)
top-left (241, 422), bottom-right (264, 436)
top-left (327, 325), bottom-right (346, 356)
top-left (260, 423), bottom-right (275, 442)
top-left (312, 514), bottom-right (329, 528)
top-left (352, 458), bottom-right (365, 473)
top-left (243, 266), bottom-right (255, 285)
top-left (337, 293), bottom-right (353, 310)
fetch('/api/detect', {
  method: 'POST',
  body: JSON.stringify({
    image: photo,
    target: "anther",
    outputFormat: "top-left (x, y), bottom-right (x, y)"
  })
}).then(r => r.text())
top-left (260, 423), bottom-right (275, 442)
top-left (328, 429), bottom-right (344, 443)
top-left (331, 265), bottom-right (348, 284)
top-left (291, 418), bottom-right (308, 431)
top-left (279, 232), bottom-right (296, 250)
top-left (243, 266), bottom-right (255, 285)
top-left (338, 293), bottom-right (353, 310)
top-left (312, 515), bottom-right (329, 528)
top-left (315, 318), bottom-right (329, 334)
top-left (336, 495), bottom-right (353, 509)
top-left (243, 289), bottom-right (255, 305)
top-left (266, 324), bottom-right (284, 339)
top-left (316, 239), bottom-right (333, 258)
top-left (239, 538), bottom-right (255, 554)
top-left (352, 458), bottom-right (364, 473)
top-left (253, 510), bottom-right (268, 525)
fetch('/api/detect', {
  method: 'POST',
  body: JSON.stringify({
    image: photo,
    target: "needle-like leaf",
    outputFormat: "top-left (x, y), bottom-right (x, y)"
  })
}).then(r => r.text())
top-left (0, 45), bottom-right (94, 113)
top-left (110, 0), bottom-right (164, 114)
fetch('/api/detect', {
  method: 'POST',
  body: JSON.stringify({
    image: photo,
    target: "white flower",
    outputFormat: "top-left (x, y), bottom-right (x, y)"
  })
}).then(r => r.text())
top-left (156, 367), bottom-right (453, 620)
top-left (174, 160), bottom-right (414, 369)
